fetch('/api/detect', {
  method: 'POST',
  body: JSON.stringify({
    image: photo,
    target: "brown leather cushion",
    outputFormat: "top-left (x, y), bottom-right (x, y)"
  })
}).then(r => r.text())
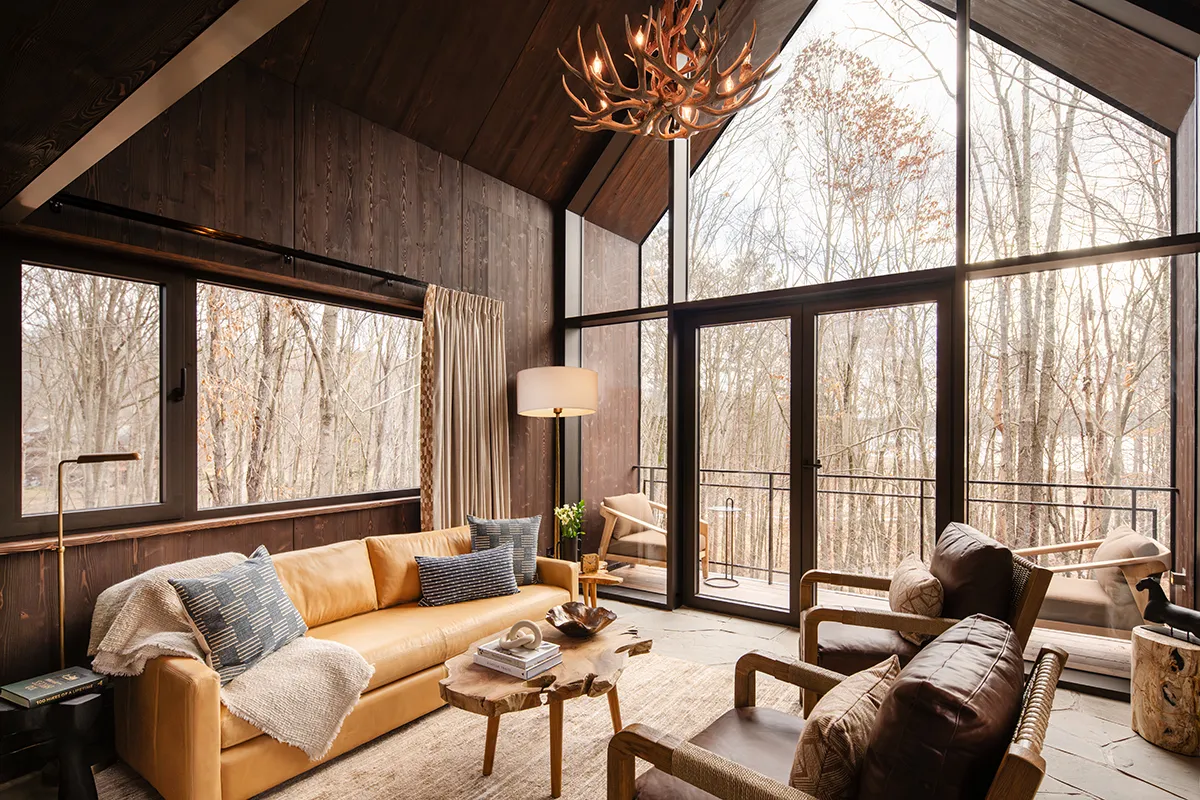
top-left (604, 492), bottom-right (656, 539)
top-left (272, 540), bottom-right (379, 627)
top-left (930, 523), bottom-right (1012, 621)
top-left (366, 527), bottom-right (472, 607)
top-left (857, 615), bottom-right (1024, 800)
top-left (636, 707), bottom-right (806, 800)
top-left (816, 623), bottom-right (920, 676)
top-left (1040, 575), bottom-right (1144, 631)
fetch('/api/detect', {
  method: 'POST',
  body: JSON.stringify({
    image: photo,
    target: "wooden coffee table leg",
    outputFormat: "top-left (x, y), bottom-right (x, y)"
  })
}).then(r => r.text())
top-left (549, 697), bottom-right (564, 798)
top-left (483, 714), bottom-right (500, 776)
top-left (607, 687), bottom-right (623, 732)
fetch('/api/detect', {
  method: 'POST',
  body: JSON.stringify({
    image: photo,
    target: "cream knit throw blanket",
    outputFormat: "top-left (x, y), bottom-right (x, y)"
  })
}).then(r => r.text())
top-left (88, 552), bottom-right (374, 760)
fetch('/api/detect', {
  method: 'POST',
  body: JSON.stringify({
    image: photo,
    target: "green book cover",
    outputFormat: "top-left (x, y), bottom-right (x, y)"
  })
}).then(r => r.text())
top-left (0, 667), bottom-right (106, 708)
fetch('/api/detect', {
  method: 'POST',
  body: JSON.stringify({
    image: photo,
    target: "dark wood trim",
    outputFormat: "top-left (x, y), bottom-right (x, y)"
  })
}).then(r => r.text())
top-left (0, 496), bottom-right (419, 555)
top-left (3, 224), bottom-right (424, 315)
top-left (567, 305), bottom-right (669, 327)
top-left (964, 232), bottom-right (1200, 278)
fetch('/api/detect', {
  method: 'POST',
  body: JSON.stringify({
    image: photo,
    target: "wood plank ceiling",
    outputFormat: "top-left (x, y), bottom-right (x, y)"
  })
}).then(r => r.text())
top-left (0, 0), bottom-right (241, 208)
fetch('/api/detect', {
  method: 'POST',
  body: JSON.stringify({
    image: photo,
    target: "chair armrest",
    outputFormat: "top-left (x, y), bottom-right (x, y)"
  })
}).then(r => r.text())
top-left (537, 557), bottom-right (580, 600)
top-left (1013, 539), bottom-right (1104, 557)
top-left (602, 505), bottom-right (668, 535)
top-left (734, 650), bottom-right (845, 708)
top-left (648, 500), bottom-right (668, 513)
top-left (1045, 553), bottom-right (1170, 574)
top-left (799, 569), bottom-right (892, 610)
top-left (803, 605), bottom-right (959, 640)
top-left (115, 657), bottom-right (222, 800)
top-left (609, 724), bottom-right (817, 800)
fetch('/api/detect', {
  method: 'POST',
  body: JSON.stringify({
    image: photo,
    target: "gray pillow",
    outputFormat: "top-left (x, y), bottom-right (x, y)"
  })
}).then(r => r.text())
top-left (416, 543), bottom-right (520, 607)
top-left (169, 546), bottom-right (307, 684)
top-left (468, 514), bottom-right (540, 585)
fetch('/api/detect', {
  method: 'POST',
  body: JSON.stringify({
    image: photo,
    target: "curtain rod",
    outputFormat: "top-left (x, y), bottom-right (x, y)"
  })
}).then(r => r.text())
top-left (49, 193), bottom-right (430, 290)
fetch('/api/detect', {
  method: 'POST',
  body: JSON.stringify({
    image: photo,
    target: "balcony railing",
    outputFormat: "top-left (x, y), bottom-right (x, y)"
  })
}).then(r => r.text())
top-left (632, 465), bottom-right (1175, 584)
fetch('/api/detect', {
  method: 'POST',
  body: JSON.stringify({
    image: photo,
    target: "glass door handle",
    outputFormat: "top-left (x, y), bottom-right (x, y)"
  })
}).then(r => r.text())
top-left (802, 460), bottom-right (822, 470)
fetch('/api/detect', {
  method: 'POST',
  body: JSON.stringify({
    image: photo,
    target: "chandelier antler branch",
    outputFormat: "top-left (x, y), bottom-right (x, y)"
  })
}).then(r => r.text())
top-left (558, 0), bottom-right (780, 140)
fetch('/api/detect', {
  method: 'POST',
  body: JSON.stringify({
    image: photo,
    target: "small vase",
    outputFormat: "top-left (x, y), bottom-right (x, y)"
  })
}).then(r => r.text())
top-left (559, 537), bottom-right (581, 562)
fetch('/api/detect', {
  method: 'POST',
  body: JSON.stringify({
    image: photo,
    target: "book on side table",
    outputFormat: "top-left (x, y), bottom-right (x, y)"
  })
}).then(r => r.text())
top-left (1, 667), bottom-right (106, 708)
top-left (475, 639), bottom-right (562, 679)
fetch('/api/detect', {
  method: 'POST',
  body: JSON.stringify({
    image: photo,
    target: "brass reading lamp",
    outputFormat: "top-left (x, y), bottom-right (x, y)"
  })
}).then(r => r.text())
top-left (57, 451), bottom-right (141, 668)
top-left (516, 367), bottom-right (598, 558)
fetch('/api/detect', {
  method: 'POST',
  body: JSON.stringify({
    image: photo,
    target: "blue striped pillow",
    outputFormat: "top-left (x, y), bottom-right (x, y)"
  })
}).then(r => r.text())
top-left (415, 543), bottom-right (520, 607)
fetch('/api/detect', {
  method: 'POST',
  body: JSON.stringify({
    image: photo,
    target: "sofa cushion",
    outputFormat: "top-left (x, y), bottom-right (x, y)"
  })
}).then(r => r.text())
top-left (816, 623), bottom-right (920, 676)
top-left (468, 514), bottom-right (541, 585)
top-left (791, 656), bottom-right (900, 799)
top-left (604, 492), bottom-right (656, 539)
top-left (930, 522), bottom-right (1012, 621)
top-left (636, 707), bottom-right (806, 800)
top-left (1092, 525), bottom-right (1163, 603)
top-left (889, 554), bottom-right (944, 646)
top-left (367, 527), bottom-right (472, 607)
top-left (169, 546), bottom-right (307, 684)
top-left (608, 530), bottom-right (667, 562)
top-left (857, 615), bottom-right (1024, 800)
top-left (272, 540), bottom-right (378, 627)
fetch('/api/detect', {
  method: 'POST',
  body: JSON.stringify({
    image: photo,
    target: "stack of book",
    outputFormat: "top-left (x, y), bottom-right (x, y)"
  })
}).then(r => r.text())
top-left (1, 666), bottom-right (106, 708)
top-left (474, 639), bottom-right (562, 679)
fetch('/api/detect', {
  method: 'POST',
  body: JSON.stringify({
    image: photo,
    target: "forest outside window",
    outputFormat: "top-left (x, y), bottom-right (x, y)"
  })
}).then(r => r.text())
top-left (21, 264), bottom-right (162, 516)
top-left (197, 283), bottom-right (421, 508)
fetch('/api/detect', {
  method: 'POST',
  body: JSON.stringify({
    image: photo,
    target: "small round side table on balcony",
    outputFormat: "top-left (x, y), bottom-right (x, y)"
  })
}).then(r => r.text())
top-left (704, 499), bottom-right (741, 589)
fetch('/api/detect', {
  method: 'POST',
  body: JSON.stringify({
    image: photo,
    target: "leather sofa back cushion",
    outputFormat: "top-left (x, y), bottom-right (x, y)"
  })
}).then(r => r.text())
top-left (930, 522), bottom-right (1012, 620)
top-left (272, 540), bottom-right (379, 627)
top-left (857, 615), bottom-right (1024, 800)
top-left (367, 527), bottom-right (472, 607)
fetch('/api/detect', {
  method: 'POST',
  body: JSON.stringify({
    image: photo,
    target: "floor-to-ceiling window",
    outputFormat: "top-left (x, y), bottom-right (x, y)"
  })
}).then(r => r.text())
top-left (563, 0), bottom-right (1198, 679)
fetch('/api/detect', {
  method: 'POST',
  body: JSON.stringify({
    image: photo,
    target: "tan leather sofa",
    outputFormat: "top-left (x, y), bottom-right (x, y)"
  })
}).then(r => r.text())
top-left (114, 526), bottom-right (578, 800)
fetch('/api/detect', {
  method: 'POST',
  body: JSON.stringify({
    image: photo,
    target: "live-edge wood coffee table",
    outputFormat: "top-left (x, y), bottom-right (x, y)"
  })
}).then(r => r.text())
top-left (439, 621), bottom-right (652, 798)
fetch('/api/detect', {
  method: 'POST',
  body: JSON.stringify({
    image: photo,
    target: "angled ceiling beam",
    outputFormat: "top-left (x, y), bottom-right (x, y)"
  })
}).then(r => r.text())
top-left (0, 0), bottom-right (312, 224)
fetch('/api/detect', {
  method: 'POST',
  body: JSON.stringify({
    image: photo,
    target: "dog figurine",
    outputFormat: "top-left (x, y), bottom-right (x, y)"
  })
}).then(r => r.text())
top-left (1137, 577), bottom-right (1200, 644)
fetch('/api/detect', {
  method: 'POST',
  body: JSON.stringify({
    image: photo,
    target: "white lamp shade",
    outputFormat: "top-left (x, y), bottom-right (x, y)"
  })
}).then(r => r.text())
top-left (516, 367), bottom-right (598, 418)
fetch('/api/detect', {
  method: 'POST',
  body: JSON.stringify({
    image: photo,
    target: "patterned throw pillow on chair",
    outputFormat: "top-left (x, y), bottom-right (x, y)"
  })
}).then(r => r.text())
top-left (169, 546), bottom-right (307, 684)
top-left (790, 655), bottom-right (900, 800)
top-left (889, 553), bottom-right (945, 646)
top-left (467, 514), bottom-right (541, 585)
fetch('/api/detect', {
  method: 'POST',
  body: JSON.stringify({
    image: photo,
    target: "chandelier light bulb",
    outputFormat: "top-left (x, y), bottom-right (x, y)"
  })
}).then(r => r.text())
top-left (591, 54), bottom-right (604, 77)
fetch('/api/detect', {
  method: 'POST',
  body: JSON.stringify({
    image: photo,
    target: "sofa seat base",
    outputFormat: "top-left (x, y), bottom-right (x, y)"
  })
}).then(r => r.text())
top-left (219, 583), bottom-right (572, 748)
top-left (635, 707), bottom-right (806, 800)
top-left (1039, 575), bottom-right (1142, 631)
top-left (219, 664), bottom-right (446, 800)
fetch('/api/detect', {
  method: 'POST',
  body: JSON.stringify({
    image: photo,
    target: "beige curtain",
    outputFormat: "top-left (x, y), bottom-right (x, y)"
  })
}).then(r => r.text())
top-left (419, 285), bottom-right (512, 530)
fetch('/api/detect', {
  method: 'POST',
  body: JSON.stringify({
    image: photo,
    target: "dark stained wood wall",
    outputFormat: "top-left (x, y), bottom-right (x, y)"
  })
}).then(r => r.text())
top-left (0, 500), bottom-right (420, 686)
top-left (3, 57), bottom-right (558, 683)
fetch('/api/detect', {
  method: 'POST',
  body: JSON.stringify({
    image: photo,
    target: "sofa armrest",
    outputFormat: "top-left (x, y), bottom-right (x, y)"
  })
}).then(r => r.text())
top-left (115, 656), bottom-right (222, 800)
top-left (537, 556), bottom-right (580, 600)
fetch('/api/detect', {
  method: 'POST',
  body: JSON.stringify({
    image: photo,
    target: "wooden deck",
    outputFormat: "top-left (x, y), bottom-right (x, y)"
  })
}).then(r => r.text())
top-left (603, 563), bottom-right (1132, 678)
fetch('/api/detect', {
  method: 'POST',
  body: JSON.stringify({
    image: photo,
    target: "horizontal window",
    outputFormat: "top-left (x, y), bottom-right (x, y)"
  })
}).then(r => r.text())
top-left (21, 264), bottom-right (161, 516)
top-left (197, 283), bottom-right (421, 508)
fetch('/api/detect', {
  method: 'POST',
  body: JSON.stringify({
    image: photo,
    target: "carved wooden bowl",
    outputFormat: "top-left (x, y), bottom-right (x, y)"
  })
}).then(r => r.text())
top-left (545, 602), bottom-right (617, 638)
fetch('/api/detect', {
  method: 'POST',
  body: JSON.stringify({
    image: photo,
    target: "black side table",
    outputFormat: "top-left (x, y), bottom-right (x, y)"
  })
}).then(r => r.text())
top-left (0, 692), bottom-right (104, 800)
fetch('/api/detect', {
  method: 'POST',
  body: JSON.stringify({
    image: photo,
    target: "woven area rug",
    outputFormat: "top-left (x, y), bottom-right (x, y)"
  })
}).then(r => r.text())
top-left (95, 652), bottom-right (803, 799)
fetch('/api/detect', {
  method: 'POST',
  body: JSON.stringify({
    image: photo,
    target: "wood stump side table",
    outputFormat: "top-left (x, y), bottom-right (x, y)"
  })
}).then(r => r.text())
top-left (578, 568), bottom-right (622, 608)
top-left (1131, 625), bottom-right (1200, 756)
top-left (439, 621), bottom-right (652, 798)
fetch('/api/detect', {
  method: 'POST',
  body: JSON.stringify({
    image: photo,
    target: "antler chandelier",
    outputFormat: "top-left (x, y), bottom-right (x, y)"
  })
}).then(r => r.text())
top-left (559, 0), bottom-right (779, 140)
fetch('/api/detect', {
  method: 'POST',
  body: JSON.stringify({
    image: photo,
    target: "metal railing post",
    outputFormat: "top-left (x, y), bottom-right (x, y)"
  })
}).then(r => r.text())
top-left (1130, 487), bottom-right (1138, 532)
top-left (767, 473), bottom-right (774, 585)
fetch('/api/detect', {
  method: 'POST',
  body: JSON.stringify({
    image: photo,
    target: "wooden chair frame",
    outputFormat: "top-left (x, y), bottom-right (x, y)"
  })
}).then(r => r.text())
top-left (607, 646), bottom-right (1069, 800)
top-left (798, 556), bottom-right (1052, 714)
top-left (598, 499), bottom-right (710, 578)
top-left (1012, 538), bottom-right (1171, 639)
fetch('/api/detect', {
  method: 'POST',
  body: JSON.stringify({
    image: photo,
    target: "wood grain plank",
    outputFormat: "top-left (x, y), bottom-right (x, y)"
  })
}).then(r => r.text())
top-left (583, 219), bottom-right (641, 315)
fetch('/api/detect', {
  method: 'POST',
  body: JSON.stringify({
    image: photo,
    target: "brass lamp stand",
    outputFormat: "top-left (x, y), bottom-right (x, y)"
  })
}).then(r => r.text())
top-left (56, 452), bottom-right (141, 668)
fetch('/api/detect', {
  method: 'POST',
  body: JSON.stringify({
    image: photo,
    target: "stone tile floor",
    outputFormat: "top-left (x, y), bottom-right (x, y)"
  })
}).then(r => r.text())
top-left (602, 598), bottom-right (1199, 800)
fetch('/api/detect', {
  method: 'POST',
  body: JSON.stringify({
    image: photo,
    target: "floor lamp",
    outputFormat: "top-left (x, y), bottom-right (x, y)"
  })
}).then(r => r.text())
top-left (57, 451), bottom-right (141, 668)
top-left (516, 367), bottom-right (598, 558)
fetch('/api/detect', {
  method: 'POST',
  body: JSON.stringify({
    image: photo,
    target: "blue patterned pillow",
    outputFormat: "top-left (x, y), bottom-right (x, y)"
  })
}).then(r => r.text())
top-left (468, 514), bottom-right (541, 585)
top-left (169, 546), bottom-right (307, 684)
top-left (415, 543), bottom-right (520, 607)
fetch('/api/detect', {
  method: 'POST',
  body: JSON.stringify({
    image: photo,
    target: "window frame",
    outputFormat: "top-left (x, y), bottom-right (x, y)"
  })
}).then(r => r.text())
top-left (1, 236), bottom-right (421, 541)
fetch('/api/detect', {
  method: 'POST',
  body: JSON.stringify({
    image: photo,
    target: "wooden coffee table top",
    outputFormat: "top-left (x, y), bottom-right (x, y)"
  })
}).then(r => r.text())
top-left (439, 621), bottom-right (652, 716)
